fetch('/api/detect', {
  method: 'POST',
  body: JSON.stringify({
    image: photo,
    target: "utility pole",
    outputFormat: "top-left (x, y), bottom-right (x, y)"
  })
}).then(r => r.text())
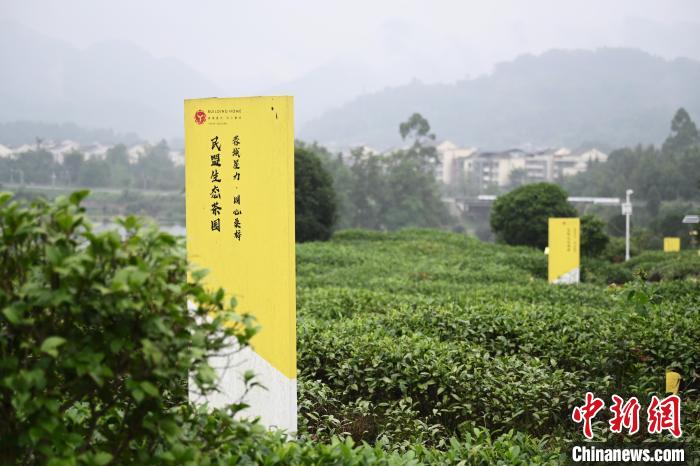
top-left (622, 189), bottom-right (633, 261)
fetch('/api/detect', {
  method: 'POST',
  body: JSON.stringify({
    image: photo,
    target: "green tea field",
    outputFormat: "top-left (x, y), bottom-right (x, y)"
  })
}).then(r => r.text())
top-left (295, 229), bottom-right (700, 462)
top-left (2, 194), bottom-right (699, 464)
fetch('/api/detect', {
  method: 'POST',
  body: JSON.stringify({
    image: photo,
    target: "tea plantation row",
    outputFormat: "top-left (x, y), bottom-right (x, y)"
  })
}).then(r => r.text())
top-left (295, 229), bottom-right (700, 460)
top-left (0, 194), bottom-right (571, 465)
top-left (3, 191), bottom-right (697, 464)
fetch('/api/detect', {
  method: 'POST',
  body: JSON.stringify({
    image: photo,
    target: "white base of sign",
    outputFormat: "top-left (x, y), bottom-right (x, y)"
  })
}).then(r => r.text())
top-left (190, 346), bottom-right (297, 434)
top-left (553, 267), bottom-right (580, 284)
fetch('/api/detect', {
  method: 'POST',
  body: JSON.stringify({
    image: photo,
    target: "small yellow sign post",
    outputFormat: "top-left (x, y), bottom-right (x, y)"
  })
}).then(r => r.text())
top-left (548, 218), bottom-right (580, 284)
top-left (184, 96), bottom-right (296, 432)
top-left (663, 237), bottom-right (681, 252)
top-left (666, 371), bottom-right (681, 395)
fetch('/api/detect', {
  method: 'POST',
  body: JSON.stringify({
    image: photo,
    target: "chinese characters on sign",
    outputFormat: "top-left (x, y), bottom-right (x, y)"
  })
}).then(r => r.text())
top-left (210, 136), bottom-right (222, 232)
top-left (572, 392), bottom-right (682, 439)
top-left (232, 135), bottom-right (242, 241)
top-left (548, 218), bottom-right (580, 284)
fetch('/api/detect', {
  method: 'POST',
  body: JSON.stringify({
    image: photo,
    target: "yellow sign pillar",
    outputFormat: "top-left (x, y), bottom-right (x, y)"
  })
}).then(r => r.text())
top-left (663, 237), bottom-right (681, 252)
top-left (184, 96), bottom-right (296, 432)
top-left (666, 371), bottom-right (681, 395)
top-left (548, 218), bottom-right (580, 284)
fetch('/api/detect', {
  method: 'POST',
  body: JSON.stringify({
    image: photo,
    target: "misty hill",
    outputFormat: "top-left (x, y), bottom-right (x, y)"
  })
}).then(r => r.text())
top-left (0, 121), bottom-right (142, 147)
top-left (300, 48), bottom-right (700, 150)
top-left (0, 21), bottom-right (221, 141)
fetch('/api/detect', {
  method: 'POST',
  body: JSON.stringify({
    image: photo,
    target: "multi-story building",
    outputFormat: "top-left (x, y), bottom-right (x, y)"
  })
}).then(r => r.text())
top-left (438, 143), bottom-right (607, 191)
top-left (551, 148), bottom-right (607, 179)
top-left (435, 141), bottom-right (477, 185)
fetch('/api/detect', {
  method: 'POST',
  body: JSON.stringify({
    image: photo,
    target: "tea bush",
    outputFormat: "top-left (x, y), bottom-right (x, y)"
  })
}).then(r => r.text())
top-left (0, 192), bottom-right (266, 464)
top-left (297, 228), bottom-right (700, 455)
top-left (1, 194), bottom-right (562, 465)
top-left (3, 193), bottom-right (698, 464)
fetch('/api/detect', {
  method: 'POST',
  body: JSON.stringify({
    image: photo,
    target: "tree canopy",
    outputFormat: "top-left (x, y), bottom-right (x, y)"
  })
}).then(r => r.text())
top-left (564, 109), bottom-right (700, 203)
top-left (0, 140), bottom-right (183, 191)
top-left (662, 107), bottom-right (700, 154)
top-left (294, 146), bottom-right (337, 242)
top-left (313, 114), bottom-right (452, 231)
top-left (490, 183), bottom-right (577, 249)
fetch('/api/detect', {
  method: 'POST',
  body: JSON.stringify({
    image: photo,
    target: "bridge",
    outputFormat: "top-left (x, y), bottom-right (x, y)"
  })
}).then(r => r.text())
top-left (447, 195), bottom-right (623, 215)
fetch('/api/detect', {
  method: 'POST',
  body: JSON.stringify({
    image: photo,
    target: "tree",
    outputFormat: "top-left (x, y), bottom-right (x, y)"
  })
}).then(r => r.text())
top-left (322, 114), bottom-right (451, 231)
top-left (345, 147), bottom-right (388, 229)
top-left (62, 150), bottom-right (84, 185)
top-left (106, 143), bottom-right (132, 187)
top-left (650, 201), bottom-right (695, 247)
top-left (662, 108), bottom-right (699, 154)
top-left (382, 146), bottom-right (450, 229)
top-left (490, 183), bottom-right (577, 249)
top-left (133, 140), bottom-right (182, 191)
top-left (13, 149), bottom-right (56, 185)
top-left (295, 146), bottom-right (337, 242)
top-left (78, 156), bottom-right (111, 187)
top-left (580, 214), bottom-right (610, 257)
top-left (563, 142), bottom-right (700, 215)
top-left (399, 113), bottom-right (435, 144)
top-left (382, 114), bottom-right (450, 229)
top-left (646, 185), bottom-right (661, 217)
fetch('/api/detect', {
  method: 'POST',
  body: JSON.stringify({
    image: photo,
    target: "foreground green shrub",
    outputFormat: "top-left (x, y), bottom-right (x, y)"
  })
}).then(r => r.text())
top-left (0, 192), bottom-right (258, 464)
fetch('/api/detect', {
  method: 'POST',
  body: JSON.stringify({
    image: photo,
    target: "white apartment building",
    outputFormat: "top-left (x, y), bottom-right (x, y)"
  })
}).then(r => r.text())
top-left (435, 141), bottom-right (477, 185)
top-left (437, 142), bottom-right (607, 190)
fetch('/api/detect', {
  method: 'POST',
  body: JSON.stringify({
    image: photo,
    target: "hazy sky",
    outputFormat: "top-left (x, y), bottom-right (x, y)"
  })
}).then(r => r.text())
top-left (2, 0), bottom-right (700, 132)
top-left (3, 0), bottom-right (700, 93)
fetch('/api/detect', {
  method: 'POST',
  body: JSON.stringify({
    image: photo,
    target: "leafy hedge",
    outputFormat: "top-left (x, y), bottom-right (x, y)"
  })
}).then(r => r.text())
top-left (1, 194), bottom-right (565, 465)
top-left (297, 229), bottom-right (700, 453)
top-left (0, 192), bottom-right (265, 464)
top-left (3, 193), bottom-right (698, 464)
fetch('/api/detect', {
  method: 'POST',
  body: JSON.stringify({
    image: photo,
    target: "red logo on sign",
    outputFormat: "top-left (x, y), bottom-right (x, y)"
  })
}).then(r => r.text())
top-left (194, 110), bottom-right (207, 125)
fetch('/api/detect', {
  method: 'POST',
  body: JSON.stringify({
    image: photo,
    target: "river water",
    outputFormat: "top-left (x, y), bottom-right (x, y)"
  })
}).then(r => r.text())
top-left (93, 222), bottom-right (186, 237)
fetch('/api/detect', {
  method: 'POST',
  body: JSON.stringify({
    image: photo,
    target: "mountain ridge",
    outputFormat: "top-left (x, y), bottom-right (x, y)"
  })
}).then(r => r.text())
top-left (299, 48), bottom-right (700, 150)
top-left (0, 21), bottom-right (222, 140)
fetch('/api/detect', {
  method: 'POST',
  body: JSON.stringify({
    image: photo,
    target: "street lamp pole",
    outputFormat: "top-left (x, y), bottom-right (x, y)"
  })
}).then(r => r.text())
top-left (623, 189), bottom-right (633, 262)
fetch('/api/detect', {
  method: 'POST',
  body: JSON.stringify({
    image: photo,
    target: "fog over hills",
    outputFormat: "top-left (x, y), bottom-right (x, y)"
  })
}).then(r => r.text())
top-left (0, 21), bottom-right (221, 141)
top-left (299, 48), bottom-right (700, 150)
top-left (2, 21), bottom-right (700, 151)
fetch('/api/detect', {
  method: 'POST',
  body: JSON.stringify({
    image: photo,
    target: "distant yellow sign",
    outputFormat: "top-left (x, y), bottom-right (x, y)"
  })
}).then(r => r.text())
top-left (184, 97), bottom-right (296, 429)
top-left (548, 218), bottom-right (580, 284)
top-left (666, 371), bottom-right (681, 395)
top-left (663, 237), bottom-right (681, 252)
